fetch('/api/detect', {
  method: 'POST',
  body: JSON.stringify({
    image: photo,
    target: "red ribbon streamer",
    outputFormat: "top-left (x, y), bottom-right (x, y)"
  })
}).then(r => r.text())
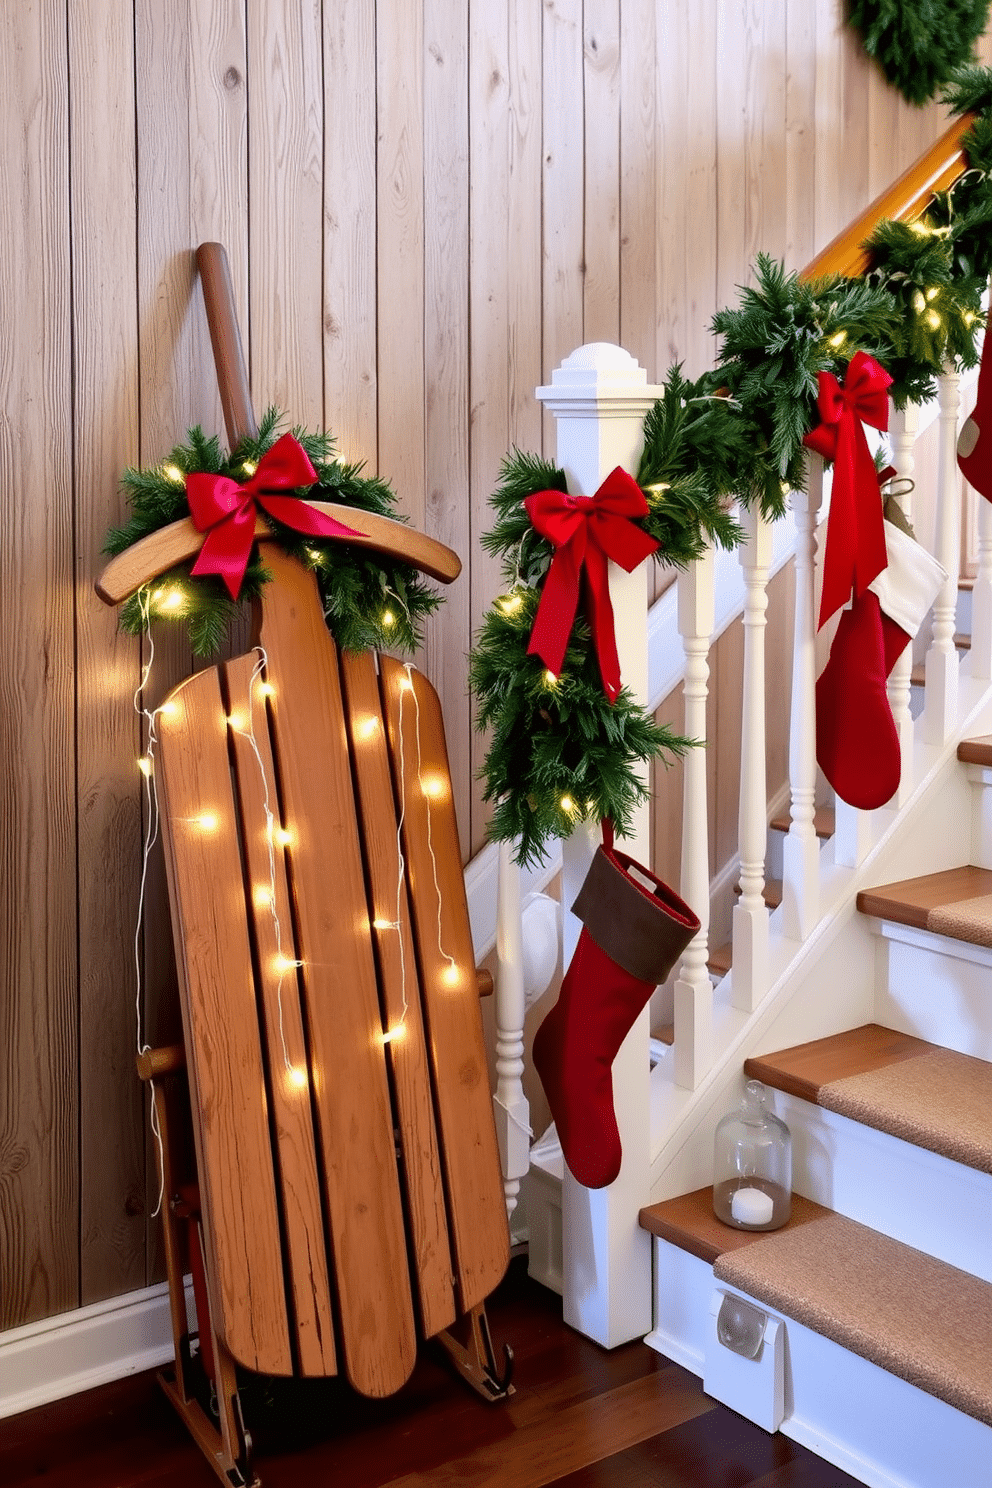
top-left (525, 466), bottom-right (658, 702)
top-left (186, 431), bottom-right (361, 599)
top-left (803, 350), bottom-right (892, 630)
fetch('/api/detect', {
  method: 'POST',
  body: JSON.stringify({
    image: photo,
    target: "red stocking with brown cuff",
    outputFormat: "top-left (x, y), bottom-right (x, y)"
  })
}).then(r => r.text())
top-left (532, 835), bottom-right (699, 1189)
top-left (815, 588), bottom-right (901, 810)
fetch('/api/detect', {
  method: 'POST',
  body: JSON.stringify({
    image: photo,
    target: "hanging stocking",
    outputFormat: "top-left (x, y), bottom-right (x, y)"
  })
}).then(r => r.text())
top-left (532, 827), bottom-right (698, 1189)
top-left (816, 517), bottom-right (946, 809)
top-left (958, 324), bottom-right (992, 502)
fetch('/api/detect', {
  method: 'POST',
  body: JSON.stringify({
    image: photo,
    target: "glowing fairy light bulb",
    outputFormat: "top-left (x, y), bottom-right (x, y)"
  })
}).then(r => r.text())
top-left (242, 459), bottom-right (257, 476)
top-left (258, 681), bottom-right (275, 699)
top-left (498, 593), bottom-right (523, 616)
top-left (273, 954), bottom-right (303, 975)
top-left (287, 1065), bottom-right (308, 1089)
top-left (964, 310), bottom-right (977, 326)
top-left (909, 219), bottom-right (930, 236)
top-left (253, 884), bottom-right (274, 910)
top-left (827, 330), bottom-right (847, 349)
top-left (382, 609), bottom-right (396, 628)
top-left (162, 462), bottom-right (184, 483)
top-left (421, 773), bottom-right (446, 800)
top-left (306, 547), bottom-right (322, 565)
top-left (544, 670), bottom-right (559, 688)
top-left (274, 826), bottom-right (293, 847)
top-left (373, 917), bottom-right (397, 931)
top-left (358, 716), bottom-right (379, 740)
top-left (560, 794), bottom-right (576, 814)
top-left (227, 710), bottom-right (247, 732)
top-left (137, 755), bottom-right (153, 778)
top-left (925, 286), bottom-right (940, 302)
top-left (913, 290), bottom-right (927, 314)
top-left (925, 309), bottom-right (942, 331)
top-left (159, 700), bottom-right (179, 719)
top-left (382, 1025), bottom-right (406, 1045)
top-left (441, 964), bottom-right (460, 988)
top-left (195, 812), bottom-right (218, 833)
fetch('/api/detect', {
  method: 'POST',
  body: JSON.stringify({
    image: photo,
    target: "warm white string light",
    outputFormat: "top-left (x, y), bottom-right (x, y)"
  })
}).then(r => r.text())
top-left (401, 662), bottom-right (459, 989)
top-left (226, 647), bottom-right (303, 1084)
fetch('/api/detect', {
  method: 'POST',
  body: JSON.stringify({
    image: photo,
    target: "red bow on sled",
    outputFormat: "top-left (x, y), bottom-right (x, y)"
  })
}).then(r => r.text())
top-left (803, 350), bottom-right (892, 629)
top-left (186, 432), bottom-right (361, 600)
top-left (525, 467), bottom-right (658, 702)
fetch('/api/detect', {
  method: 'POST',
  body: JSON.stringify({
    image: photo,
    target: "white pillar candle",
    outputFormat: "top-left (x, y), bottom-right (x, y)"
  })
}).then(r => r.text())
top-left (731, 1185), bottom-right (774, 1226)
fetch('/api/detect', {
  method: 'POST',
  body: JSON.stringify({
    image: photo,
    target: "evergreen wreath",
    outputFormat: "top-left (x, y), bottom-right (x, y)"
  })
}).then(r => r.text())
top-left (847, 0), bottom-right (991, 107)
top-left (104, 407), bottom-right (441, 657)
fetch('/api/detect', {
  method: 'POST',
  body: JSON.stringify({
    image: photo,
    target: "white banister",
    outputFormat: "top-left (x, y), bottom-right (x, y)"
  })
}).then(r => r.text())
top-left (535, 342), bottom-right (662, 1349)
top-left (731, 503), bottom-right (771, 1013)
top-left (493, 842), bottom-right (531, 1221)
top-left (674, 549), bottom-right (714, 1088)
top-left (924, 365), bottom-right (963, 744)
top-left (972, 493), bottom-right (992, 680)
top-left (782, 458), bottom-right (823, 941)
top-left (887, 402), bottom-right (920, 805)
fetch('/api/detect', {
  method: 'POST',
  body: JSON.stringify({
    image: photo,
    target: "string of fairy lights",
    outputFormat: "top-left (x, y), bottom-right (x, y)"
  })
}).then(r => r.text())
top-left (131, 608), bottom-right (465, 1199)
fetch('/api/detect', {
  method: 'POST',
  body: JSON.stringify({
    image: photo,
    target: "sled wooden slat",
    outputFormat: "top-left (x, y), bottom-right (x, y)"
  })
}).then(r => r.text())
top-left (156, 670), bottom-right (293, 1377)
top-left (340, 648), bottom-right (458, 1341)
top-left (224, 653), bottom-right (338, 1378)
top-left (255, 546), bottom-right (418, 1399)
top-left (379, 655), bottom-right (511, 1312)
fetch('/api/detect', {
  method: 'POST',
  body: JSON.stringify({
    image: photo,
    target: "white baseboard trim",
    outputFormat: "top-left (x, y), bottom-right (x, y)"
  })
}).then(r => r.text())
top-left (0, 1277), bottom-right (193, 1421)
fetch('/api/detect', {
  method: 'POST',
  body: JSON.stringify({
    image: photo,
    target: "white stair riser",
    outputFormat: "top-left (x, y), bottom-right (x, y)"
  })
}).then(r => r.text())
top-left (648, 1237), bottom-right (992, 1488)
top-left (871, 922), bottom-right (992, 1061)
top-left (774, 1090), bottom-right (992, 1284)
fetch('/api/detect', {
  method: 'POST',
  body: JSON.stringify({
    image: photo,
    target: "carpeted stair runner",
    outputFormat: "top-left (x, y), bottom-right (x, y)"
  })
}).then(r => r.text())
top-left (856, 863), bottom-right (992, 948)
top-left (712, 1212), bottom-right (992, 1428)
top-left (745, 1024), bottom-right (992, 1174)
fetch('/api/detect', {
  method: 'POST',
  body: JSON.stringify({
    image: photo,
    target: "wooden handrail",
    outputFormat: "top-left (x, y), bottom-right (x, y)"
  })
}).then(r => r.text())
top-left (801, 112), bottom-right (976, 282)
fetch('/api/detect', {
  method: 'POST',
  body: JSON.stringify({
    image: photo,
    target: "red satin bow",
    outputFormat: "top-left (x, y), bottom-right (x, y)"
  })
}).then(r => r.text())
top-left (186, 431), bottom-right (361, 599)
top-left (525, 467), bottom-right (658, 702)
top-left (803, 350), bottom-right (892, 629)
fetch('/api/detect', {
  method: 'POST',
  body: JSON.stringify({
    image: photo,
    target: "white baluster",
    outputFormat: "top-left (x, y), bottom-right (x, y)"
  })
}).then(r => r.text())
top-left (887, 402), bottom-right (919, 804)
top-left (782, 458), bottom-right (823, 941)
top-left (971, 492), bottom-right (992, 680)
top-left (674, 548), bottom-right (714, 1089)
top-left (924, 365), bottom-right (962, 744)
top-left (731, 503), bottom-right (770, 1013)
top-left (493, 841), bottom-right (531, 1221)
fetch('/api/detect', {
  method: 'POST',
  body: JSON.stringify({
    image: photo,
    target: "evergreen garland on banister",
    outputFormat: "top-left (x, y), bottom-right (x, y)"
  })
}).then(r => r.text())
top-left (472, 65), bottom-right (992, 867)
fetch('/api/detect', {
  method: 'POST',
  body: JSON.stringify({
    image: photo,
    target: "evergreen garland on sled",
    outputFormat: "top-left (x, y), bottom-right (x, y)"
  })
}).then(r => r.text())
top-left (104, 407), bottom-right (441, 657)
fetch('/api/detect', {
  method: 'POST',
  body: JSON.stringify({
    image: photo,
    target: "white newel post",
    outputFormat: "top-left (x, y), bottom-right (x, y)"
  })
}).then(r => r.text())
top-left (924, 365), bottom-right (962, 744)
top-left (887, 403), bottom-right (919, 804)
top-left (782, 458), bottom-right (823, 941)
top-left (494, 841), bottom-right (531, 1220)
top-left (537, 343), bottom-right (663, 1348)
top-left (674, 551), bottom-right (714, 1088)
top-left (732, 503), bottom-right (771, 1013)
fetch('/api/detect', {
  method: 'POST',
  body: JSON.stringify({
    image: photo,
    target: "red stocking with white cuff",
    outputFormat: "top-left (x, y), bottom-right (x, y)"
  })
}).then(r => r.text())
top-left (958, 324), bottom-right (992, 501)
top-left (816, 517), bottom-right (946, 809)
top-left (532, 830), bottom-right (699, 1190)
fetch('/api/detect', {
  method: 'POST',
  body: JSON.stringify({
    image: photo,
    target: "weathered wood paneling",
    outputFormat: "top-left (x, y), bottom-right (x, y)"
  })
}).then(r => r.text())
top-left (1, 0), bottom-right (982, 1330)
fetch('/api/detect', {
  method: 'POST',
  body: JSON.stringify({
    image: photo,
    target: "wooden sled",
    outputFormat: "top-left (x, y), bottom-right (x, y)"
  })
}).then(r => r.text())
top-left (96, 246), bottom-right (512, 1487)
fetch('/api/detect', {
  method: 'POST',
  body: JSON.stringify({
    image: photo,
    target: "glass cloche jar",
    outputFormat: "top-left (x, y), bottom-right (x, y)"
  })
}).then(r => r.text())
top-left (713, 1079), bottom-right (791, 1230)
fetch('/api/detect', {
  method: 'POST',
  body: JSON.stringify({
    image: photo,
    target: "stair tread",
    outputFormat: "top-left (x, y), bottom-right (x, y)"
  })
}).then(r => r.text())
top-left (768, 805), bottom-right (835, 838)
top-left (714, 1210), bottom-right (992, 1430)
top-left (708, 942), bottom-right (733, 976)
top-left (958, 733), bottom-right (992, 768)
top-left (856, 863), bottom-right (992, 945)
top-left (746, 1024), bottom-right (992, 1176)
top-left (639, 1185), bottom-right (829, 1265)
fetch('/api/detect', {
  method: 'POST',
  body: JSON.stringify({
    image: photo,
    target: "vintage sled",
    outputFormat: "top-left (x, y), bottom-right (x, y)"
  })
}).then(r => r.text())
top-left (95, 245), bottom-right (511, 1486)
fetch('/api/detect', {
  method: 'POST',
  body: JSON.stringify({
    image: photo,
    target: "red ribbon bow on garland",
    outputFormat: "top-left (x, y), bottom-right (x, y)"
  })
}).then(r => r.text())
top-left (525, 466), bottom-right (659, 702)
top-left (186, 431), bottom-right (361, 600)
top-left (802, 349), bottom-right (892, 630)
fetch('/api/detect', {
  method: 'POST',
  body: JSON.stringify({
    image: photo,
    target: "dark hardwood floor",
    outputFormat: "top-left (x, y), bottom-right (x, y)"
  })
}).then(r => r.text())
top-left (1, 1257), bottom-right (861, 1488)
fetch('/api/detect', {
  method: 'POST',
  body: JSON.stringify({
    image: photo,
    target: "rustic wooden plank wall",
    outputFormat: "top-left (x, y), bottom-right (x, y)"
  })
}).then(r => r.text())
top-left (1, 0), bottom-right (986, 1332)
